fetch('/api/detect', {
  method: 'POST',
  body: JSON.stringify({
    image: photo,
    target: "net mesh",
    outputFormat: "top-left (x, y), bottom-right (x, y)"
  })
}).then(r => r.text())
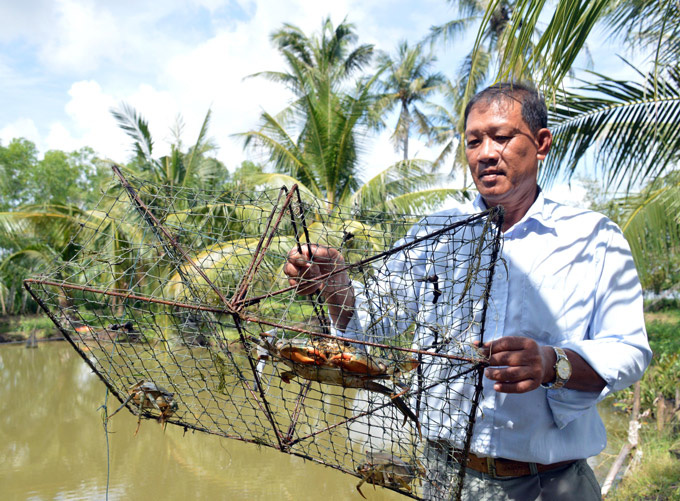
top-left (25, 165), bottom-right (504, 500)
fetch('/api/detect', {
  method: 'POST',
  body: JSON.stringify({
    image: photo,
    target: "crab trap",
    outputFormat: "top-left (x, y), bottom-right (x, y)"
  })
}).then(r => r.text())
top-left (24, 165), bottom-right (503, 501)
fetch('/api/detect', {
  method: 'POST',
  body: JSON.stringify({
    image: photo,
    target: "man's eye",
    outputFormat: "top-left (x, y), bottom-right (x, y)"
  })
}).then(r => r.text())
top-left (496, 135), bottom-right (511, 142)
top-left (466, 139), bottom-right (479, 148)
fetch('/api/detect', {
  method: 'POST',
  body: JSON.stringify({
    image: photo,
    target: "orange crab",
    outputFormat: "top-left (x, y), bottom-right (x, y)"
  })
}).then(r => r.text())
top-left (251, 336), bottom-right (421, 436)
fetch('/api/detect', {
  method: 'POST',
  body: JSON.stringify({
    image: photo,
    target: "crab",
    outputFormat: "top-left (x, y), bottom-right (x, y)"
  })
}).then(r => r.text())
top-left (250, 335), bottom-right (421, 437)
top-left (108, 380), bottom-right (179, 435)
top-left (355, 451), bottom-right (425, 498)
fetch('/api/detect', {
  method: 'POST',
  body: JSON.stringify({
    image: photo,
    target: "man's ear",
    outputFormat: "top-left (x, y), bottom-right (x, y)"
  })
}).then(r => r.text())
top-left (535, 128), bottom-right (552, 161)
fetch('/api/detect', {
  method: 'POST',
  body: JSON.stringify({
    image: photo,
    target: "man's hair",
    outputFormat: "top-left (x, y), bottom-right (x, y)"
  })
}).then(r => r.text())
top-left (464, 81), bottom-right (547, 134)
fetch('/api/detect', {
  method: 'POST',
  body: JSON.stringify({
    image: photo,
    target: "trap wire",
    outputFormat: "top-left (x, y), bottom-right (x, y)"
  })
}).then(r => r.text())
top-left (25, 165), bottom-right (504, 500)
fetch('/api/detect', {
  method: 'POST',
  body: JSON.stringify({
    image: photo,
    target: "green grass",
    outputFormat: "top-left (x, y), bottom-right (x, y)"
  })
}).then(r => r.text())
top-left (606, 306), bottom-right (680, 499)
top-left (646, 308), bottom-right (680, 356)
top-left (606, 428), bottom-right (680, 501)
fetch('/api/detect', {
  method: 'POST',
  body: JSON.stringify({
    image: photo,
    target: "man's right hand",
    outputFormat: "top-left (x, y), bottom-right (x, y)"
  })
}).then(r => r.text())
top-left (284, 244), bottom-right (346, 295)
top-left (284, 244), bottom-right (355, 331)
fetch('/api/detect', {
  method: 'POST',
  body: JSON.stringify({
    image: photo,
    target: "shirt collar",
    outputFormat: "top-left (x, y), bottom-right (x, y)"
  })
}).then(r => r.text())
top-left (472, 187), bottom-right (556, 231)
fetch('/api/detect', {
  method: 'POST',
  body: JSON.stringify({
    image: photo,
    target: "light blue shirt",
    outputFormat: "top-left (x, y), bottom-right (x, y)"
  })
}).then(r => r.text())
top-left (341, 191), bottom-right (651, 463)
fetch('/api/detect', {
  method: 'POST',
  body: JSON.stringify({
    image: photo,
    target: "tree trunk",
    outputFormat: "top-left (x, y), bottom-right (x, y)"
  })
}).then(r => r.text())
top-left (657, 392), bottom-right (667, 431)
top-left (402, 101), bottom-right (410, 161)
top-left (601, 381), bottom-right (642, 497)
top-left (21, 288), bottom-right (27, 314)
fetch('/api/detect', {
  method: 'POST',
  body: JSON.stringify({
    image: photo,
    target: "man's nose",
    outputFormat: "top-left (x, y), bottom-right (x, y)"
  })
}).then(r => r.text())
top-left (479, 137), bottom-right (499, 162)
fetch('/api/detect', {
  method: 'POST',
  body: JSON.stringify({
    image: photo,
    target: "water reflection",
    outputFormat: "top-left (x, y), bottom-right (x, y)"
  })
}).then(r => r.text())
top-left (0, 343), bottom-right (402, 500)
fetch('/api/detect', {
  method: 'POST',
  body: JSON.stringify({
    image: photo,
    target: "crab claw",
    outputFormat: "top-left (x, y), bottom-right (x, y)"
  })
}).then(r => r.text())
top-left (107, 392), bottom-right (135, 421)
top-left (329, 353), bottom-right (385, 376)
top-left (392, 394), bottom-right (422, 440)
top-left (280, 346), bottom-right (327, 365)
top-left (364, 381), bottom-right (422, 440)
top-left (396, 357), bottom-right (419, 373)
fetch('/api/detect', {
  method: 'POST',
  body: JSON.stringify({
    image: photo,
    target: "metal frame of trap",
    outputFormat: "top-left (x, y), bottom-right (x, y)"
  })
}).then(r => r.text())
top-left (24, 165), bottom-right (504, 500)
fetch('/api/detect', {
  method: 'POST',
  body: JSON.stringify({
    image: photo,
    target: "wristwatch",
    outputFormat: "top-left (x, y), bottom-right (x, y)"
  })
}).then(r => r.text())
top-left (540, 347), bottom-right (572, 390)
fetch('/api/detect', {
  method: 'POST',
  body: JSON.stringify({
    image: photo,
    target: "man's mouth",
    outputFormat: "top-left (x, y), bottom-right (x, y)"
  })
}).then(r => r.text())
top-left (479, 170), bottom-right (504, 180)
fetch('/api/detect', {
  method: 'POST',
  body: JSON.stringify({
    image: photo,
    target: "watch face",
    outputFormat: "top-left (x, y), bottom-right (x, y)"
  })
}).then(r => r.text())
top-left (556, 359), bottom-right (571, 379)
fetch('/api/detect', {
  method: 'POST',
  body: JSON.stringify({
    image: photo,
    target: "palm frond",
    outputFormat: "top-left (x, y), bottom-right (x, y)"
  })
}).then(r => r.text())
top-left (426, 18), bottom-right (474, 46)
top-left (111, 103), bottom-right (155, 161)
top-left (617, 171), bottom-right (680, 292)
top-left (381, 188), bottom-right (464, 215)
top-left (544, 67), bottom-right (680, 189)
top-left (184, 109), bottom-right (215, 185)
top-left (604, 0), bottom-right (680, 67)
top-left (350, 159), bottom-right (442, 210)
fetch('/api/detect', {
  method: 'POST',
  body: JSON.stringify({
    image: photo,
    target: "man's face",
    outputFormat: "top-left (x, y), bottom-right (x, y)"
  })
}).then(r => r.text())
top-left (464, 98), bottom-right (551, 208)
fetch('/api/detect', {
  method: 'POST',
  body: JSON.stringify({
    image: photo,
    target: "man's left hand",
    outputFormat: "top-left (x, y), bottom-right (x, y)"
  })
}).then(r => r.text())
top-left (478, 336), bottom-right (555, 393)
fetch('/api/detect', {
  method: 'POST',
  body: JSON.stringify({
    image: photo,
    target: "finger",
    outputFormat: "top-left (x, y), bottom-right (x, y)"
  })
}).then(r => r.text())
top-left (484, 336), bottom-right (535, 353)
top-left (487, 350), bottom-right (541, 368)
top-left (485, 366), bottom-right (536, 383)
top-left (491, 379), bottom-right (539, 394)
top-left (284, 259), bottom-right (309, 275)
top-left (287, 251), bottom-right (312, 267)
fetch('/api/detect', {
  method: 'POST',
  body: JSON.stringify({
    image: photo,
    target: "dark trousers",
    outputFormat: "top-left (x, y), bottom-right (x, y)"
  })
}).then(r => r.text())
top-left (423, 442), bottom-right (602, 501)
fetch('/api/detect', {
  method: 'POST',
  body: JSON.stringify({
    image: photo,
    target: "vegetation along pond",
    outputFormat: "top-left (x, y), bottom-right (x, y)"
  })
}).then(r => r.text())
top-left (1, 342), bottom-right (623, 500)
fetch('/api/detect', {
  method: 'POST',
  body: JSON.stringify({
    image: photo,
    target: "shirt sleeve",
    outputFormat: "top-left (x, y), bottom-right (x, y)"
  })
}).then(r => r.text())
top-left (546, 221), bottom-right (652, 429)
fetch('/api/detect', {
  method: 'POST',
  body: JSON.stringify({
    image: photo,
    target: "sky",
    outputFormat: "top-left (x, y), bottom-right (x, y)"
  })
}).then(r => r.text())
top-left (0, 0), bottom-right (648, 204)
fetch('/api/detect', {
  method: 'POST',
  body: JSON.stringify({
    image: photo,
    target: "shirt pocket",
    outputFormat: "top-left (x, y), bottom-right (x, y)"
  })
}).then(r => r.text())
top-left (521, 271), bottom-right (586, 344)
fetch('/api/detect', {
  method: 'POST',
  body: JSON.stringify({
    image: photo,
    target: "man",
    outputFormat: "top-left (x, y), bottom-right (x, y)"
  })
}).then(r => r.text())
top-left (284, 82), bottom-right (651, 500)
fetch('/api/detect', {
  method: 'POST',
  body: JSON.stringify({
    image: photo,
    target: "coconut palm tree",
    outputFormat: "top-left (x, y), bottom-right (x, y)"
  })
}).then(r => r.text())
top-left (429, 1), bottom-right (533, 122)
top-left (240, 71), bottom-right (378, 207)
top-left (242, 62), bottom-right (460, 221)
top-left (467, 0), bottom-right (680, 295)
top-left (426, 77), bottom-right (483, 186)
top-left (241, 18), bottom-right (382, 205)
top-left (253, 16), bottom-right (374, 94)
top-left (111, 104), bottom-right (226, 193)
top-left (376, 41), bottom-right (445, 160)
top-left (480, 0), bottom-right (679, 93)
top-left (426, 1), bottom-right (530, 184)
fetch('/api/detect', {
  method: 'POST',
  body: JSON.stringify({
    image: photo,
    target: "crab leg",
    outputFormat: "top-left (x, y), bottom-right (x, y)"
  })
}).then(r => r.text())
top-left (107, 393), bottom-right (134, 420)
top-left (356, 479), bottom-right (368, 499)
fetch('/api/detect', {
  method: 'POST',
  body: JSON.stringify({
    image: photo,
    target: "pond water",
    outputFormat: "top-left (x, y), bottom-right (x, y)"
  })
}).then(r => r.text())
top-left (0, 342), bottom-right (625, 500)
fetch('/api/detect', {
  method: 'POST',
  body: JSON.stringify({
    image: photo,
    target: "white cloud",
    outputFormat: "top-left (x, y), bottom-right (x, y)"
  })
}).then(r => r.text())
top-left (48, 79), bottom-right (222, 162)
top-left (153, 0), bottom-right (385, 168)
top-left (1, 0), bottom-right (462, 169)
top-left (44, 80), bottom-right (126, 159)
top-left (45, 122), bottom-right (82, 153)
top-left (0, 118), bottom-right (41, 147)
top-left (41, 0), bottom-right (119, 72)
